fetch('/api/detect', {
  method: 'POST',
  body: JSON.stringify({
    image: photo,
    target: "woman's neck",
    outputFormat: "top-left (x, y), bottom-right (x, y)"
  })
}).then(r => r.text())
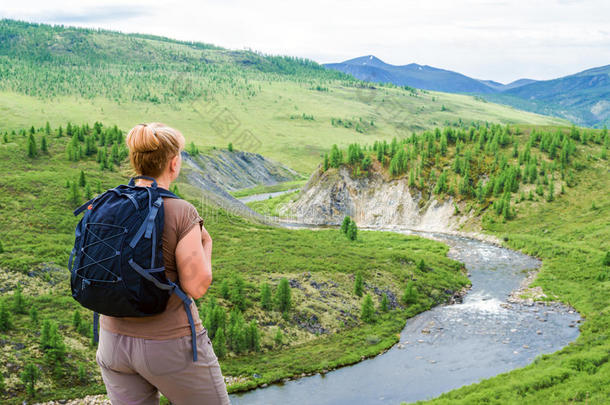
top-left (135, 176), bottom-right (171, 190)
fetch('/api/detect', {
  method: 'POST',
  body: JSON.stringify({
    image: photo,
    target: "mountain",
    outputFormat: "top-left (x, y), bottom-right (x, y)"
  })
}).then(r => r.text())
top-left (486, 65), bottom-right (610, 127)
top-left (325, 54), bottom-right (610, 127)
top-left (324, 55), bottom-right (498, 93)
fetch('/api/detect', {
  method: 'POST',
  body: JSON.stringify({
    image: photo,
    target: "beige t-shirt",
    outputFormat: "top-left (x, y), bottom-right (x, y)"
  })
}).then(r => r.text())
top-left (101, 197), bottom-right (204, 339)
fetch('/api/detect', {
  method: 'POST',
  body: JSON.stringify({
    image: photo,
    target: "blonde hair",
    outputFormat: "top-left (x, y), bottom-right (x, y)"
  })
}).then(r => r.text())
top-left (125, 123), bottom-right (185, 177)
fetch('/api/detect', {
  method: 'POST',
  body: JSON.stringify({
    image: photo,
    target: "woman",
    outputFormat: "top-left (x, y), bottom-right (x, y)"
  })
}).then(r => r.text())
top-left (96, 123), bottom-right (230, 405)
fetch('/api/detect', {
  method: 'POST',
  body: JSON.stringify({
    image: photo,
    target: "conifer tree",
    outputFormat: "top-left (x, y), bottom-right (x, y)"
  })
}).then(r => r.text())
top-left (220, 279), bottom-right (230, 299)
top-left (260, 282), bottom-right (272, 310)
top-left (354, 272), bottom-right (363, 297)
top-left (323, 153), bottom-right (329, 171)
top-left (69, 181), bottom-right (81, 206)
top-left (402, 281), bottom-right (418, 305)
top-left (73, 310), bottom-right (82, 330)
top-left (228, 142), bottom-right (234, 152)
top-left (30, 306), bottom-right (39, 326)
top-left (45, 121), bottom-right (51, 136)
top-left (0, 240), bottom-right (3, 254)
top-left (274, 328), bottom-right (283, 347)
top-left (27, 133), bottom-right (37, 157)
top-left (275, 278), bottom-right (292, 313)
top-left (213, 327), bottom-right (227, 359)
top-left (380, 293), bottom-right (389, 312)
top-left (246, 320), bottom-right (261, 352)
top-left (12, 284), bottom-right (26, 314)
top-left (329, 144), bottom-right (343, 168)
top-left (341, 216), bottom-right (351, 234)
top-left (347, 221), bottom-right (358, 241)
top-left (360, 294), bottom-right (376, 323)
top-left (0, 301), bottom-right (12, 332)
top-left (21, 362), bottom-right (40, 397)
top-left (41, 135), bottom-right (48, 153)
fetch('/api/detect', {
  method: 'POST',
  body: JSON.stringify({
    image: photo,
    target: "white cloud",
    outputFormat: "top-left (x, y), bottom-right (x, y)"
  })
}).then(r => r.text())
top-left (2, 0), bottom-right (609, 82)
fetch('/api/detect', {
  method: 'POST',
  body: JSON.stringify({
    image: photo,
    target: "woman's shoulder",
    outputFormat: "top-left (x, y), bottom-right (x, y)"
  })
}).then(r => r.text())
top-left (163, 197), bottom-right (202, 226)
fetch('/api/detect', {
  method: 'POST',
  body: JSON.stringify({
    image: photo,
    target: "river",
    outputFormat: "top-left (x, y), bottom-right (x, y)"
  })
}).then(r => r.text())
top-left (230, 228), bottom-right (580, 404)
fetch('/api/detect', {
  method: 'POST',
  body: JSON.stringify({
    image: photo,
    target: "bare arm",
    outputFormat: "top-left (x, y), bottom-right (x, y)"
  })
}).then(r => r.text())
top-left (175, 223), bottom-right (213, 300)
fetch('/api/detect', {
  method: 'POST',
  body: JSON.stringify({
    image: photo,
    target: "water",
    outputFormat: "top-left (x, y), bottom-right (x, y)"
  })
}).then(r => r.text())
top-left (237, 188), bottom-right (300, 203)
top-left (230, 229), bottom-right (580, 405)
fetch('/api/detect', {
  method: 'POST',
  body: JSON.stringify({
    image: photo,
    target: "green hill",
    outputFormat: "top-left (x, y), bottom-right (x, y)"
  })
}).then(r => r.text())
top-left (0, 19), bottom-right (567, 174)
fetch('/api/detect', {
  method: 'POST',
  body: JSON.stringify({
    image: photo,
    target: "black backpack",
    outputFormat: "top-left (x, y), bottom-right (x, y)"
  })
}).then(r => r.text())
top-left (69, 176), bottom-right (199, 361)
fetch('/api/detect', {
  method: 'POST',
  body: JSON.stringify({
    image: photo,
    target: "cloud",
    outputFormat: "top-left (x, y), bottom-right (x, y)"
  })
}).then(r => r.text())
top-left (13, 5), bottom-right (153, 24)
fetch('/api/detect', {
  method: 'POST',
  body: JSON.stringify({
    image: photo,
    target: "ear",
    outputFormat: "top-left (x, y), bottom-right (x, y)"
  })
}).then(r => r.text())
top-left (169, 154), bottom-right (180, 174)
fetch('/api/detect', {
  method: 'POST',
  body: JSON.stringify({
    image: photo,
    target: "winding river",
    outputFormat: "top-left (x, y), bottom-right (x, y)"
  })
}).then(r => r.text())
top-left (230, 227), bottom-right (580, 404)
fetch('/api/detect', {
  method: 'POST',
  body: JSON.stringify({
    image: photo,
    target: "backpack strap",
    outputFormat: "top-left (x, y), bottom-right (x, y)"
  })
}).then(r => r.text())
top-left (170, 282), bottom-right (198, 362)
top-left (127, 259), bottom-right (198, 361)
top-left (93, 312), bottom-right (100, 344)
top-left (128, 176), bottom-right (158, 188)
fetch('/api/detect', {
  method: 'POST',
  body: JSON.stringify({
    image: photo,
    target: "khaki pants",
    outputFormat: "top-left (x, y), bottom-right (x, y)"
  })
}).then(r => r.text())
top-left (96, 327), bottom-right (230, 405)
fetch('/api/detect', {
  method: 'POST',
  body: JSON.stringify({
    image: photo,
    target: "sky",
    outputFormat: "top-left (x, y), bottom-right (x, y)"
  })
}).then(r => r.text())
top-left (2, 0), bottom-right (610, 83)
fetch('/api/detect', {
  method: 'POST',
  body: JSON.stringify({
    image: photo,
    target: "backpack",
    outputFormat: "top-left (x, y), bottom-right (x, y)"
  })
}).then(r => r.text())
top-left (69, 175), bottom-right (199, 361)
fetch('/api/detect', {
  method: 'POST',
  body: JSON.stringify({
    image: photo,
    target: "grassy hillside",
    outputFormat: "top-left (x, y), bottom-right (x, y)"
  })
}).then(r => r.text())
top-left (0, 123), bottom-right (469, 403)
top-left (0, 19), bottom-right (567, 174)
top-left (255, 123), bottom-right (609, 404)
top-left (420, 144), bottom-right (610, 404)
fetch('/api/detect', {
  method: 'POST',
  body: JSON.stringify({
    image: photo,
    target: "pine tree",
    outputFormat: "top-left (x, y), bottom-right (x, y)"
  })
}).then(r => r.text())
top-left (603, 252), bottom-right (610, 267)
top-left (347, 221), bottom-right (358, 241)
top-left (260, 283), bottom-right (272, 310)
top-left (213, 327), bottom-right (227, 358)
top-left (220, 279), bottom-right (230, 299)
top-left (360, 294), bottom-right (376, 323)
top-left (380, 293), bottom-right (389, 312)
top-left (30, 306), bottom-right (39, 326)
top-left (229, 276), bottom-right (245, 310)
top-left (228, 142), bottom-right (234, 152)
top-left (21, 362), bottom-right (40, 397)
top-left (323, 153), bottom-right (329, 171)
top-left (329, 144), bottom-right (343, 168)
top-left (69, 181), bottom-right (81, 206)
top-left (0, 301), bottom-right (12, 332)
top-left (402, 281), bottom-right (418, 305)
top-left (79, 170), bottom-right (86, 187)
top-left (341, 216), bottom-right (351, 234)
top-left (417, 259), bottom-right (426, 272)
top-left (354, 272), bottom-right (363, 297)
top-left (27, 134), bottom-right (37, 157)
top-left (274, 328), bottom-right (283, 346)
top-left (246, 320), bottom-right (261, 352)
top-left (0, 240), bottom-right (3, 254)
top-left (275, 278), bottom-right (292, 313)
top-left (73, 311), bottom-right (82, 330)
top-left (84, 183), bottom-right (92, 200)
top-left (41, 135), bottom-right (48, 153)
top-left (45, 121), bottom-right (51, 136)
top-left (12, 284), bottom-right (26, 314)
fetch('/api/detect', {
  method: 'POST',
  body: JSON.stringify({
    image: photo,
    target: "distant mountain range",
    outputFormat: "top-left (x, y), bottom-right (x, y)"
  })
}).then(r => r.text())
top-left (324, 55), bottom-right (610, 127)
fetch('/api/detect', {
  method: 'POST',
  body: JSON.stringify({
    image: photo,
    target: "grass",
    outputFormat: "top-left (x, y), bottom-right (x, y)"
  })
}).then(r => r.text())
top-left (0, 126), bottom-right (469, 403)
top-left (230, 179), bottom-right (306, 198)
top-left (0, 86), bottom-right (566, 176)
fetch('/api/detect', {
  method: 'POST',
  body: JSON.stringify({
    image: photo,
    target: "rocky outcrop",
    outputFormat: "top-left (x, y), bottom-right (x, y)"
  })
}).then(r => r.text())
top-left (179, 150), bottom-right (298, 223)
top-left (185, 149), bottom-right (298, 191)
top-left (282, 166), bottom-right (467, 232)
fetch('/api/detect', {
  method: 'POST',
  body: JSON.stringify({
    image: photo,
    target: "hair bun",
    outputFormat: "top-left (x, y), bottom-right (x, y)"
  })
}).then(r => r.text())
top-left (126, 124), bottom-right (160, 153)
